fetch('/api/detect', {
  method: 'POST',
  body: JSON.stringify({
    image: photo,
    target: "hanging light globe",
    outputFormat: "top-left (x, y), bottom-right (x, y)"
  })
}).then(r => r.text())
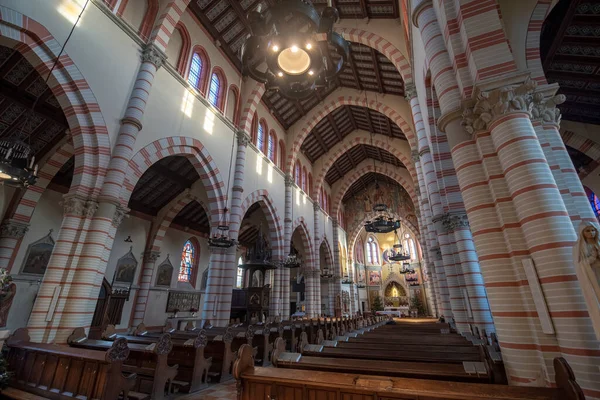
top-left (241, 0), bottom-right (350, 99)
top-left (0, 138), bottom-right (38, 188)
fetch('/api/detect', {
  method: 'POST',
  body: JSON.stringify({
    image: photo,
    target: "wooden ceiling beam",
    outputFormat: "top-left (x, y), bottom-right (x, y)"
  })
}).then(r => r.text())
top-left (542, 0), bottom-right (581, 69)
top-left (312, 128), bottom-right (329, 156)
top-left (225, 0), bottom-right (252, 31)
top-left (364, 108), bottom-right (376, 134)
top-left (370, 47), bottom-right (384, 92)
top-left (152, 164), bottom-right (198, 188)
top-left (327, 113), bottom-right (344, 141)
top-left (345, 107), bottom-right (358, 130)
top-left (348, 46), bottom-right (362, 91)
top-left (358, 0), bottom-right (368, 18)
top-left (0, 81), bottom-right (67, 126)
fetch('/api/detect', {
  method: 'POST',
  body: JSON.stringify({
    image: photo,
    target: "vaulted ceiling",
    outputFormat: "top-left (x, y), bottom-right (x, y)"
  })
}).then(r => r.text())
top-left (341, 172), bottom-right (398, 203)
top-left (190, 0), bottom-right (404, 128)
top-left (171, 200), bottom-right (211, 234)
top-left (541, 0), bottom-right (600, 124)
top-left (301, 105), bottom-right (406, 163)
top-left (325, 144), bottom-right (404, 186)
top-left (0, 45), bottom-right (68, 160)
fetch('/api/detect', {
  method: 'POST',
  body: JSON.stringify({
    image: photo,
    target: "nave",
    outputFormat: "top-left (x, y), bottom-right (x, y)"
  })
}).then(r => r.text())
top-left (0, 0), bottom-right (599, 398)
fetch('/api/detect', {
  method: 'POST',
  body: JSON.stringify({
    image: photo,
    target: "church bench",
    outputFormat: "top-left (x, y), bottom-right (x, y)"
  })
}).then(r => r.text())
top-left (100, 325), bottom-right (212, 393)
top-left (6, 328), bottom-right (137, 400)
top-left (335, 340), bottom-right (481, 355)
top-left (348, 333), bottom-right (471, 346)
top-left (67, 330), bottom-right (177, 400)
top-left (234, 343), bottom-right (584, 400)
top-left (271, 338), bottom-right (490, 383)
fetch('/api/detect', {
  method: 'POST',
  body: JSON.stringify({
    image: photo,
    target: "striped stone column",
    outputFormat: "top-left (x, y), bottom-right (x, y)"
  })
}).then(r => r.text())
top-left (131, 250), bottom-right (160, 327)
top-left (201, 247), bottom-right (231, 326)
top-left (282, 175), bottom-right (293, 319)
top-left (0, 220), bottom-right (29, 271)
top-left (331, 219), bottom-right (342, 317)
top-left (100, 44), bottom-right (167, 200)
top-left (461, 79), bottom-right (600, 393)
top-left (313, 202), bottom-right (322, 317)
top-left (27, 195), bottom-right (98, 343)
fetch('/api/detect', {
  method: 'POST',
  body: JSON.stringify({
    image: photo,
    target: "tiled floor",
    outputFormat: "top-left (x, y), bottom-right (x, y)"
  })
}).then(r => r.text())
top-left (178, 380), bottom-right (237, 400)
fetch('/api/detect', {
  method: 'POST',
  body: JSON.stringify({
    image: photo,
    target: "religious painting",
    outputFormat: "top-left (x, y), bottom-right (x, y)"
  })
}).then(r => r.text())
top-left (368, 270), bottom-right (381, 286)
top-left (358, 267), bottom-right (366, 284)
top-left (178, 239), bottom-right (197, 283)
top-left (114, 247), bottom-right (138, 284)
top-left (20, 230), bottom-right (55, 275)
top-left (166, 291), bottom-right (201, 313)
top-left (155, 256), bottom-right (173, 287)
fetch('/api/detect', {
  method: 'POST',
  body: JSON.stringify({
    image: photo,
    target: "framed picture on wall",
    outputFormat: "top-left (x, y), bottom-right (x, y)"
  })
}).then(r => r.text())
top-left (113, 247), bottom-right (138, 284)
top-left (155, 256), bottom-right (173, 287)
top-left (20, 230), bottom-right (55, 275)
top-left (368, 270), bottom-right (381, 286)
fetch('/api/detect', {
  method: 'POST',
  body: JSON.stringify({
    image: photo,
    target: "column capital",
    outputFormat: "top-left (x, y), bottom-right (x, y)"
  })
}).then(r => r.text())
top-left (0, 219), bottom-right (29, 239)
top-left (461, 73), bottom-right (536, 135)
top-left (112, 204), bottom-right (130, 228)
top-left (285, 174), bottom-right (294, 187)
top-left (236, 129), bottom-right (251, 146)
top-left (332, 219), bottom-right (339, 228)
top-left (530, 83), bottom-right (565, 126)
top-left (141, 43), bottom-right (167, 68)
top-left (143, 250), bottom-right (161, 263)
top-left (432, 212), bottom-right (469, 233)
top-left (61, 194), bottom-right (98, 218)
top-left (313, 202), bottom-right (321, 211)
top-left (404, 83), bottom-right (417, 101)
top-left (411, 150), bottom-right (420, 163)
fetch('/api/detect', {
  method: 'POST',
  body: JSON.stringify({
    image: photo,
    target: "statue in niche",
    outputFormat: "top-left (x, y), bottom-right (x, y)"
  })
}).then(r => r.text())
top-left (155, 256), bottom-right (173, 287)
top-left (21, 230), bottom-right (54, 275)
top-left (573, 221), bottom-right (600, 340)
top-left (114, 247), bottom-right (138, 284)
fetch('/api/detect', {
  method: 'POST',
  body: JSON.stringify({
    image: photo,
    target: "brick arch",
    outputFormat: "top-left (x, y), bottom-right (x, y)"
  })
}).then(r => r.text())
top-left (287, 95), bottom-right (416, 174)
top-left (10, 141), bottom-right (74, 224)
top-left (121, 137), bottom-right (226, 222)
top-left (239, 190), bottom-right (284, 259)
top-left (239, 84), bottom-right (266, 135)
top-left (314, 136), bottom-right (414, 200)
top-left (148, 0), bottom-right (192, 53)
top-left (332, 164), bottom-right (417, 218)
top-left (525, 1), bottom-right (554, 84)
top-left (292, 217), bottom-right (314, 265)
top-left (0, 7), bottom-right (110, 197)
top-left (335, 27), bottom-right (412, 85)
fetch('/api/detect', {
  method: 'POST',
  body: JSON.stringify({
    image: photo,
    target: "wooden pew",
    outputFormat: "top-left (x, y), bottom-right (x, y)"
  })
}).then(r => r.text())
top-left (101, 325), bottom-right (212, 393)
top-left (271, 337), bottom-right (490, 383)
top-left (6, 328), bottom-right (138, 400)
top-left (68, 329), bottom-right (177, 400)
top-left (235, 343), bottom-right (584, 400)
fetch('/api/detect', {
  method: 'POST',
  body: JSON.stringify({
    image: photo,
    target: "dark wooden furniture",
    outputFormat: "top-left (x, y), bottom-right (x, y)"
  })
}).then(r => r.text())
top-left (6, 328), bottom-right (137, 400)
top-left (90, 278), bottom-right (129, 340)
top-left (235, 343), bottom-right (584, 400)
top-left (68, 328), bottom-right (177, 400)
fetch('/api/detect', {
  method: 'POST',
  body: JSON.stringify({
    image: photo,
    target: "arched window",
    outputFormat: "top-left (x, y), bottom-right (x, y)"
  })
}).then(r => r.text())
top-left (327, 194), bottom-right (331, 214)
top-left (586, 186), bottom-right (600, 219)
top-left (366, 236), bottom-right (379, 265)
top-left (294, 160), bottom-right (301, 185)
top-left (308, 173), bottom-right (313, 197)
top-left (179, 238), bottom-right (198, 285)
top-left (279, 140), bottom-right (286, 169)
top-left (188, 48), bottom-right (210, 93)
top-left (302, 167), bottom-right (307, 192)
top-left (268, 131), bottom-right (277, 162)
top-left (236, 256), bottom-right (244, 289)
top-left (355, 239), bottom-right (365, 264)
top-left (208, 72), bottom-right (221, 107)
top-left (257, 120), bottom-right (266, 153)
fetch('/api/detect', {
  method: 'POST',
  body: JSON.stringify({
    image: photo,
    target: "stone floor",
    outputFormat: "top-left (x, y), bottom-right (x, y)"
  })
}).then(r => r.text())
top-left (178, 379), bottom-right (237, 400)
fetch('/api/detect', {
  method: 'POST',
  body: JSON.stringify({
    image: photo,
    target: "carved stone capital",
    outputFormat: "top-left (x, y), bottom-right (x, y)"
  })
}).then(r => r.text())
top-left (404, 83), bottom-right (417, 101)
top-left (236, 130), bottom-right (251, 146)
top-left (284, 174), bottom-right (294, 187)
top-left (530, 89), bottom-right (565, 125)
top-left (461, 76), bottom-right (537, 135)
top-left (442, 213), bottom-right (470, 232)
top-left (112, 205), bottom-right (130, 227)
top-left (0, 219), bottom-right (29, 239)
top-left (141, 43), bottom-right (167, 68)
top-left (332, 219), bottom-right (339, 228)
top-left (62, 195), bottom-right (98, 218)
top-left (411, 150), bottom-right (420, 163)
top-left (313, 202), bottom-right (321, 211)
top-left (143, 250), bottom-right (161, 264)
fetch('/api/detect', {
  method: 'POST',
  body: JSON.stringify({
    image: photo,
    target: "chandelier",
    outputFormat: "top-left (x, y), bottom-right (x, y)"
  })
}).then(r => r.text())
top-left (208, 208), bottom-right (236, 249)
top-left (365, 215), bottom-right (400, 234)
top-left (400, 262), bottom-right (415, 275)
top-left (0, 138), bottom-right (38, 188)
top-left (279, 242), bottom-right (302, 269)
top-left (388, 230), bottom-right (410, 261)
top-left (241, 0), bottom-right (350, 99)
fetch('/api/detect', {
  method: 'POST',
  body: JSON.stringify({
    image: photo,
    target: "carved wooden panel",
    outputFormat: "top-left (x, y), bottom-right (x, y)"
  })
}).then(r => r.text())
top-left (166, 291), bottom-right (200, 312)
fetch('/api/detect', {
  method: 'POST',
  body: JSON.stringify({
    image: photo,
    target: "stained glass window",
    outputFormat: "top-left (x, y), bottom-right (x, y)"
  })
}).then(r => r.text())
top-left (236, 256), bottom-right (244, 288)
top-left (188, 53), bottom-right (202, 89)
top-left (208, 72), bottom-right (220, 106)
top-left (257, 122), bottom-right (265, 152)
top-left (587, 188), bottom-right (600, 218)
top-left (268, 132), bottom-right (275, 161)
top-left (366, 236), bottom-right (379, 264)
top-left (178, 239), bottom-right (196, 283)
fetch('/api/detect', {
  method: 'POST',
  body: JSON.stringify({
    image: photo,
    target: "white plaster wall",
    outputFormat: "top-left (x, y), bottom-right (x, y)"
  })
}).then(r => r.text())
top-left (122, 0), bottom-right (148, 32)
top-left (165, 26), bottom-right (183, 67)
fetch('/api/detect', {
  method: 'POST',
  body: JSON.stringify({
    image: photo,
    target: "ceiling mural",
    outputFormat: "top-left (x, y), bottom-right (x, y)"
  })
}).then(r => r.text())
top-left (343, 176), bottom-right (416, 242)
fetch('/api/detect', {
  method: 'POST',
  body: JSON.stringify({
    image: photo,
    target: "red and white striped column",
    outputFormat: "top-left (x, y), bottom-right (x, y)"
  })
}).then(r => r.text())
top-left (331, 219), bottom-right (342, 317)
top-left (313, 202), bottom-right (322, 317)
top-left (282, 175), bottom-right (293, 319)
top-left (131, 250), bottom-right (161, 327)
top-left (0, 220), bottom-right (29, 270)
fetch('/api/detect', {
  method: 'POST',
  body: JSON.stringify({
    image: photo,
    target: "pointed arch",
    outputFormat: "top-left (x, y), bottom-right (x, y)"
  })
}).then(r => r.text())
top-left (122, 137), bottom-right (226, 227)
top-left (319, 236), bottom-right (334, 270)
top-left (174, 21), bottom-right (191, 75)
top-left (292, 217), bottom-right (315, 265)
top-left (226, 84), bottom-right (241, 126)
top-left (239, 190), bottom-right (284, 259)
top-left (187, 45), bottom-right (211, 95)
top-left (139, 0), bottom-right (159, 41)
top-left (0, 7), bottom-right (110, 197)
